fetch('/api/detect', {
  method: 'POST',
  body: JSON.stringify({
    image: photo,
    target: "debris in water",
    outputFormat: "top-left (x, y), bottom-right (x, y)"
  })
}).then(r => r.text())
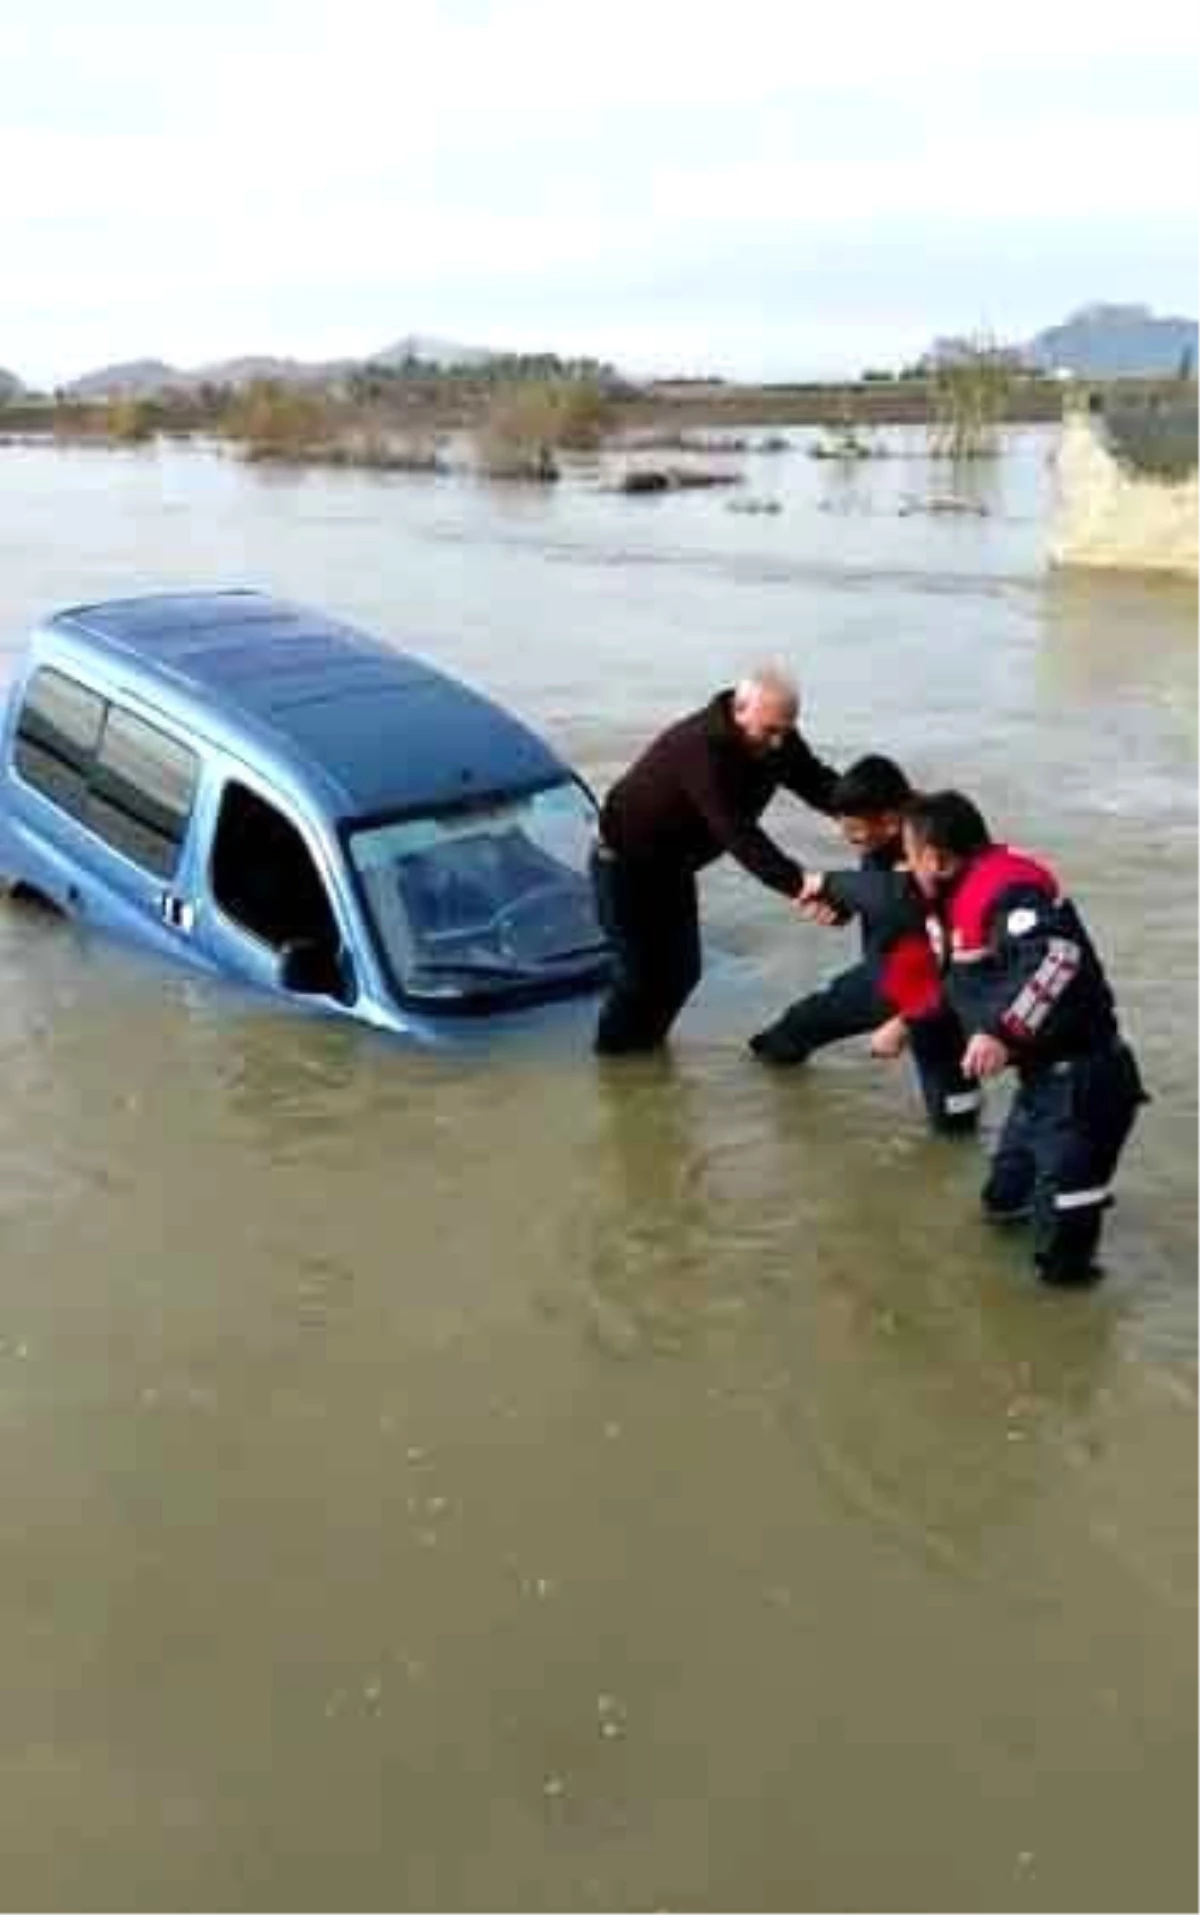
top-left (597, 1694), bottom-right (626, 1739)
top-left (543, 1775), bottom-right (566, 1799)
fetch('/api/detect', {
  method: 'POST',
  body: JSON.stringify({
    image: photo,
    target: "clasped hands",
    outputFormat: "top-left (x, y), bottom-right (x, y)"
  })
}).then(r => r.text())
top-left (792, 870), bottom-right (840, 927)
top-left (789, 873), bottom-right (1010, 1080)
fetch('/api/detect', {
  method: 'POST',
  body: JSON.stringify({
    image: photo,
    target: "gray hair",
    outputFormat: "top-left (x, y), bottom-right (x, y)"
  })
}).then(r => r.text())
top-left (734, 664), bottom-right (799, 709)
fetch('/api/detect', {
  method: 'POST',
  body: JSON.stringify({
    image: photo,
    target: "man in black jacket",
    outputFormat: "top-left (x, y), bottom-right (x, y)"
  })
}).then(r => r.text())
top-left (592, 669), bottom-right (839, 1053)
top-left (748, 756), bottom-right (980, 1133)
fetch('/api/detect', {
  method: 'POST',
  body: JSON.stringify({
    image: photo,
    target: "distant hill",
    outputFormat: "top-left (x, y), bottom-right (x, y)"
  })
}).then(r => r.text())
top-left (63, 354), bottom-right (349, 398)
top-left (1026, 304), bottom-right (1197, 377)
top-left (59, 335), bottom-right (508, 399)
top-left (65, 358), bottom-right (183, 399)
top-left (0, 367), bottom-right (24, 403)
top-left (368, 334), bottom-right (497, 370)
top-left (190, 353), bottom-right (354, 389)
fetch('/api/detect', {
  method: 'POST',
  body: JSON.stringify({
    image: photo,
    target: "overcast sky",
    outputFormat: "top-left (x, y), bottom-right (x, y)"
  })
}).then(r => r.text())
top-left (2, 0), bottom-right (1196, 385)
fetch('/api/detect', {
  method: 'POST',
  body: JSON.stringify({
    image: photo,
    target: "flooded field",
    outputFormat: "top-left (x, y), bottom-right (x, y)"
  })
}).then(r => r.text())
top-left (0, 430), bottom-right (1195, 1910)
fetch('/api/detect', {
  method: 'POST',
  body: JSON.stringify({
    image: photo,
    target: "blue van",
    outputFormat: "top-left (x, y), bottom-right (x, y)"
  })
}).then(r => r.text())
top-left (0, 591), bottom-right (610, 1035)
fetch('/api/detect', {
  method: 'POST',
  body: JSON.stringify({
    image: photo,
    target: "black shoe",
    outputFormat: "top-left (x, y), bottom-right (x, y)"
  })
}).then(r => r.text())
top-left (982, 1198), bottom-right (1034, 1225)
top-left (1035, 1252), bottom-right (1105, 1287)
top-left (749, 1029), bottom-right (809, 1066)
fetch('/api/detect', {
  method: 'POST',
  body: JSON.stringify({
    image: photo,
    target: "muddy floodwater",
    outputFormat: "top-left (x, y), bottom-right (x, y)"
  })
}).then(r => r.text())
top-left (0, 432), bottom-right (1195, 1911)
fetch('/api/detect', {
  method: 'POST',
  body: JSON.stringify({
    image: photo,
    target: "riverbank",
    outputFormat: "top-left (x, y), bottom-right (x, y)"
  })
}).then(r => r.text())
top-left (3, 371), bottom-right (1178, 450)
top-left (1051, 409), bottom-right (1199, 577)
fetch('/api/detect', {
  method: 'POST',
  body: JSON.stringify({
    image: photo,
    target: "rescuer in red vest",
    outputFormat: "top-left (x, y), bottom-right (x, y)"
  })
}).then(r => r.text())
top-left (800, 789), bottom-right (1148, 1284)
top-left (899, 791), bottom-right (1148, 1285)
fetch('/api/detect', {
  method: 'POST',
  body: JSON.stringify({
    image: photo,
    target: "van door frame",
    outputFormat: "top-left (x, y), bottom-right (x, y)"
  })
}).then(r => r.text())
top-left (195, 762), bottom-right (362, 1009)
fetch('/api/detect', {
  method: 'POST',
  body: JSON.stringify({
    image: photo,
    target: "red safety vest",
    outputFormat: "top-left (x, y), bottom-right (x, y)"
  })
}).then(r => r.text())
top-left (873, 847), bottom-right (1061, 1020)
top-left (940, 845), bottom-right (1059, 964)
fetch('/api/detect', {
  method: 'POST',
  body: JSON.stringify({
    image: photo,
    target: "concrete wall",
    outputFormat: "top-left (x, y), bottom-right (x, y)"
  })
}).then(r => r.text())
top-left (1050, 411), bottom-right (1198, 577)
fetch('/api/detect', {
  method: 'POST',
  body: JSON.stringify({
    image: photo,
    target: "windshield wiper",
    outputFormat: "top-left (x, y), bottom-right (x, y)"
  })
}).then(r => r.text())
top-left (411, 944), bottom-right (607, 984)
top-left (535, 939), bottom-right (608, 962)
top-left (411, 958), bottom-right (541, 982)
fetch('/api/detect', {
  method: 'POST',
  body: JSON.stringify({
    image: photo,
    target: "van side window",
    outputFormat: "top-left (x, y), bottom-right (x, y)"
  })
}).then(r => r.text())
top-left (211, 782), bottom-right (340, 953)
top-left (13, 668), bottom-right (105, 822)
top-left (90, 707), bottom-right (200, 879)
top-left (12, 667), bottom-right (199, 881)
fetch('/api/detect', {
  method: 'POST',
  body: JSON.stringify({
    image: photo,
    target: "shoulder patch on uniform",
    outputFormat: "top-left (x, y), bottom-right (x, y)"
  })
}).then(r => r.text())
top-left (1006, 906), bottom-right (1039, 937)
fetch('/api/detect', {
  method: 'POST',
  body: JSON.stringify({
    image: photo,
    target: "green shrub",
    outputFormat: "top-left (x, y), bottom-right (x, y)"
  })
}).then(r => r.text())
top-left (475, 377), bottom-right (612, 476)
top-left (221, 381), bottom-right (333, 458)
top-left (928, 337), bottom-right (1016, 459)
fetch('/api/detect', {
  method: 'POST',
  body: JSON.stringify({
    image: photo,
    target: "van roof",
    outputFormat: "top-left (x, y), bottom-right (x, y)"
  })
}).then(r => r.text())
top-left (46, 590), bottom-right (565, 818)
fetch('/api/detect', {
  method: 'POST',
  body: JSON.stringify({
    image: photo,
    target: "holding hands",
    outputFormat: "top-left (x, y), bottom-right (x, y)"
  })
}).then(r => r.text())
top-left (793, 871), bottom-right (842, 927)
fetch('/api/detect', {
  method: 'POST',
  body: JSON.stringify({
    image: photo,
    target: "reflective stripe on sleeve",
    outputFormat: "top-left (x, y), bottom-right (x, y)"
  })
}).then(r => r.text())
top-left (1001, 937), bottom-right (1080, 1039)
top-left (1054, 1185), bottom-right (1112, 1211)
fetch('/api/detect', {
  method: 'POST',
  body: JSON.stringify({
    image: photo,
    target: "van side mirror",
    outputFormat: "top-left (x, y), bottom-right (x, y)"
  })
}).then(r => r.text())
top-left (278, 936), bottom-right (353, 1002)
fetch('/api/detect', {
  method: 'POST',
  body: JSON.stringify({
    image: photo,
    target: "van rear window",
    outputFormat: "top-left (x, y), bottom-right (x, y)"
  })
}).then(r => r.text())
top-left (13, 668), bottom-right (105, 822)
top-left (12, 666), bottom-right (199, 880)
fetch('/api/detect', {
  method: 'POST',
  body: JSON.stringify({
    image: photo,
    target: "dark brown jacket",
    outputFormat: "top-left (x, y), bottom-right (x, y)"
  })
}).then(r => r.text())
top-left (599, 691), bottom-right (839, 895)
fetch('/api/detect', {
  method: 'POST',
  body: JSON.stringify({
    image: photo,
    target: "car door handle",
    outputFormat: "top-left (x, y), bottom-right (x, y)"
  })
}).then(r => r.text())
top-left (160, 893), bottom-right (195, 932)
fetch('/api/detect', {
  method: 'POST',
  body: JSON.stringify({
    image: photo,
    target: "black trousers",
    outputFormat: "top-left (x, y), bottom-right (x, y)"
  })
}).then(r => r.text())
top-left (982, 1040), bottom-right (1148, 1284)
top-left (751, 963), bottom-right (981, 1133)
top-left (592, 847), bottom-right (702, 1054)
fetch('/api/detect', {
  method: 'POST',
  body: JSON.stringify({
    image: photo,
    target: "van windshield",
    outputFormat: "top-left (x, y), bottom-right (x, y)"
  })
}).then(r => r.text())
top-left (348, 780), bottom-right (607, 999)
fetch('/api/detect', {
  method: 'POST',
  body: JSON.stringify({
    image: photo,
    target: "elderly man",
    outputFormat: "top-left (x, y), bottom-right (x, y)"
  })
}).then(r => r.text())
top-left (591, 669), bottom-right (839, 1053)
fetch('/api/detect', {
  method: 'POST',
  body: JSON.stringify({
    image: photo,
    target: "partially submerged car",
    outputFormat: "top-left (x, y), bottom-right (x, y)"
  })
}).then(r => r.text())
top-left (0, 591), bottom-right (609, 1033)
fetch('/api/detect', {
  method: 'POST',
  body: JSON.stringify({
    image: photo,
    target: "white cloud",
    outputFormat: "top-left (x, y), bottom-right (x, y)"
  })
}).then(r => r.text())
top-left (2, 0), bottom-right (1196, 382)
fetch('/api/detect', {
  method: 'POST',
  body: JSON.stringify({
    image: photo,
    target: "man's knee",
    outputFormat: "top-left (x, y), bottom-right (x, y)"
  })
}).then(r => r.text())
top-left (749, 1000), bottom-right (818, 1064)
top-left (751, 972), bottom-right (878, 1064)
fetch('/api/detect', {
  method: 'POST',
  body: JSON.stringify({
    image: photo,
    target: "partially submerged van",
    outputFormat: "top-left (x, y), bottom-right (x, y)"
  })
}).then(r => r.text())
top-left (0, 591), bottom-right (610, 1034)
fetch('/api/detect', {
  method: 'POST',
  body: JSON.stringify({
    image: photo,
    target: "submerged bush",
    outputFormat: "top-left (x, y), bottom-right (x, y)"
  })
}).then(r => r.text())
top-left (928, 337), bottom-right (1017, 460)
top-left (104, 398), bottom-right (158, 443)
top-left (475, 377), bottom-right (612, 478)
top-left (221, 380), bottom-right (334, 459)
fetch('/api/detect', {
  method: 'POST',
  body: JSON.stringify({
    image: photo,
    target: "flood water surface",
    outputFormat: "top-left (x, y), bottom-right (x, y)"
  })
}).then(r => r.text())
top-left (0, 434), bottom-right (1195, 1910)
